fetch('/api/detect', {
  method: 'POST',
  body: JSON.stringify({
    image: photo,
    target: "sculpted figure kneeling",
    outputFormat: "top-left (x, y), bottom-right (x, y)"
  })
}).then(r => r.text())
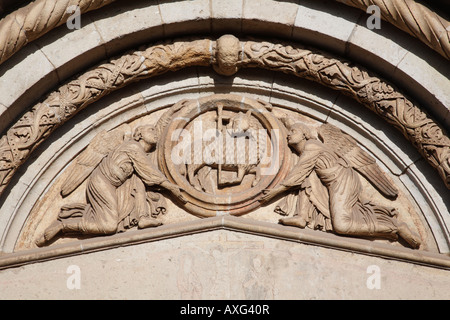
top-left (262, 122), bottom-right (421, 249)
top-left (36, 125), bottom-right (186, 247)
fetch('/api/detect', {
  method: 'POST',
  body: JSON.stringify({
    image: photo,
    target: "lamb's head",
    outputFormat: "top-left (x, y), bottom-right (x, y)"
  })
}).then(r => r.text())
top-left (228, 110), bottom-right (252, 135)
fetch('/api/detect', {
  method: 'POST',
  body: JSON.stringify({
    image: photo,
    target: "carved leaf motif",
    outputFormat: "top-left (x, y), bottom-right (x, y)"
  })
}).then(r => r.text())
top-left (242, 39), bottom-right (450, 188)
top-left (0, 38), bottom-right (448, 200)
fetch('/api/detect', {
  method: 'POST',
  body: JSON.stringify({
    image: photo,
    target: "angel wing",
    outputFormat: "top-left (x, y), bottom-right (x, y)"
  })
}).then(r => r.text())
top-left (154, 99), bottom-right (190, 138)
top-left (60, 124), bottom-right (132, 197)
top-left (317, 123), bottom-right (398, 199)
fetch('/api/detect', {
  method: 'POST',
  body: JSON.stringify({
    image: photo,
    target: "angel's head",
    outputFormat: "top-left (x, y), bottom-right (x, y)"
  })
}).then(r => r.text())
top-left (133, 125), bottom-right (158, 152)
top-left (287, 122), bottom-right (312, 146)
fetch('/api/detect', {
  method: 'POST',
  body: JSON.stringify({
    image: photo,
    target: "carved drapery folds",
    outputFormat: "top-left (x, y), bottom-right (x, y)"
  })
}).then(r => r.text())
top-left (260, 120), bottom-right (420, 249)
top-left (0, 36), bottom-right (448, 203)
top-left (31, 93), bottom-right (422, 250)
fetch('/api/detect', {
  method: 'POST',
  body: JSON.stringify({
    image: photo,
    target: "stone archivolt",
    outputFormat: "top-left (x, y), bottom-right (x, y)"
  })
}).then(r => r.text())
top-left (0, 1), bottom-right (448, 293)
top-left (0, 35), bottom-right (448, 203)
top-left (335, 0), bottom-right (450, 60)
top-left (0, 0), bottom-right (447, 67)
top-left (0, 0), bottom-right (117, 66)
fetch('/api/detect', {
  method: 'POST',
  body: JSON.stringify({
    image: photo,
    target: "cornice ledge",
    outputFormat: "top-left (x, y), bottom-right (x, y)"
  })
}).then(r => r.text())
top-left (1, 215), bottom-right (450, 270)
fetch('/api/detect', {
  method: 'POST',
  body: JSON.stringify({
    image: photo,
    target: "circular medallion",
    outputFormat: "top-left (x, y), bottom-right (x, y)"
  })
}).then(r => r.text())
top-left (158, 94), bottom-right (291, 217)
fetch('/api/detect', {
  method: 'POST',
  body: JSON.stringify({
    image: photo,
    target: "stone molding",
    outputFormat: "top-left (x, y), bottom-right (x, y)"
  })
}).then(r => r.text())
top-left (0, 36), bottom-right (448, 203)
top-left (0, 0), bottom-right (448, 69)
top-left (1, 216), bottom-right (449, 270)
top-left (0, 0), bottom-right (117, 66)
top-left (335, 0), bottom-right (450, 60)
top-left (1, 1), bottom-right (448, 136)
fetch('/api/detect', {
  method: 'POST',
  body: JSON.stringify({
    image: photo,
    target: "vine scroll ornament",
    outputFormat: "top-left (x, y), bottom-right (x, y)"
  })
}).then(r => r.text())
top-left (1, 35), bottom-right (447, 197)
top-left (1, 37), bottom-right (449, 243)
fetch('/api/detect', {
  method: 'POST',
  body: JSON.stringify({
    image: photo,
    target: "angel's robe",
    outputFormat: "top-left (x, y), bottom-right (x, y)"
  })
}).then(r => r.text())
top-left (280, 140), bottom-right (399, 239)
top-left (275, 151), bottom-right (331, 231)
top-left (59, 140), bottom-right (168, 235)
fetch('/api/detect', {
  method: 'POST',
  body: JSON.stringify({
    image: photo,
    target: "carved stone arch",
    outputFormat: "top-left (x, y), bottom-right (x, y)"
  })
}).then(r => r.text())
top-left (0, 1), bottom-right (448, 135)
top-left (1, 68), bottom-right (447, 258)
top-left (1, 36), bottom-right (448, 197)
top-left (0, 0), bottom-right (449, 299)
top-left (0, 0), bottom-right (447, 65)
top-left (0, 35), bottom-right (448, 251)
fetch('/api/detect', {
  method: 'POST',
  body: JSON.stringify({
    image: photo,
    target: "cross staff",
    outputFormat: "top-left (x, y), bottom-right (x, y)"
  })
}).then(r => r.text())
top-left (217, 103), bottom-right (224, 185)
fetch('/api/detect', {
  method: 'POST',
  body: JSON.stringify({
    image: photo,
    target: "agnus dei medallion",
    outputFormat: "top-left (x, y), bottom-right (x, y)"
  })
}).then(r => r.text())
top-left (34, 94), bottom-right (421, 250)
top-left (157, 94), bottom-right (291, 217)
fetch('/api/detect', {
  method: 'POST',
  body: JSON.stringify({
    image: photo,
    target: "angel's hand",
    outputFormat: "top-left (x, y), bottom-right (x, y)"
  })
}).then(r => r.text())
top-left (261, 186), bottom-right (287, 203)
top-left (159, 181), bottom-right (186, 203)
top-left (171, 185), bottom-right (188, 204)
top-left (260, 188), bottom-right (277, 203)
top-left (176, 192), bottom-right (188, 204)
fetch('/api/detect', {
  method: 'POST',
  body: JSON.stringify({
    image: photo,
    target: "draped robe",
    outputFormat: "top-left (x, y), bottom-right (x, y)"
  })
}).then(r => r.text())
top-left (59, 141), bottom-right (168, 235)
top-left (278, 140), bottom-right (398, 239)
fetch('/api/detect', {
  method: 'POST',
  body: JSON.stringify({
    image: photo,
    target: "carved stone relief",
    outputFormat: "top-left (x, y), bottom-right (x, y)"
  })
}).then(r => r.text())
top-left (1, 35), bottom-right (448, 204)
top-left (260, 121), bottom-right (420, 249)
top-left (25, 94), bottom-right (425, 251)
top-left (0, 0), bottom-right (118, 66)
top-left (157, 95), bottom-right (291, 217)
top-left (334, 0), bottom-right (450, 60)
top-left (0, 0), bottom-right (447, 68)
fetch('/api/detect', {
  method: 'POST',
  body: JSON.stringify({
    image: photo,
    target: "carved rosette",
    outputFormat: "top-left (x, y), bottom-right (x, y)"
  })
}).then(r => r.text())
top-left (157, 94), bottom-right (291, 217)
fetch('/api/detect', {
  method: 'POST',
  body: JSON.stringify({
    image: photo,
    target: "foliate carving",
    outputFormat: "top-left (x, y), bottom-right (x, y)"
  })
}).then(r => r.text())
top-left (0, 36), bottom-right (448, 203)
top-left (0, 0), bottom-right (447, 69)
top-left (238, 39), bottom-right (450, 189)
top-left (0, 39), bottom-right (212, 196)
